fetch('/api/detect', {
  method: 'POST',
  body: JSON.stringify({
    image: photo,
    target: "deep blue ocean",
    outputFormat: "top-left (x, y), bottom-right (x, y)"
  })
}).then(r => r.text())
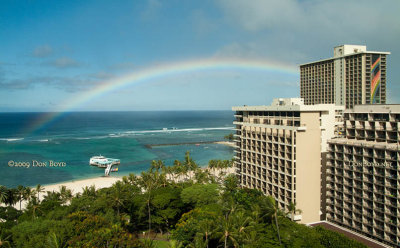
top-left (0, 111), bottom-right (234, 188)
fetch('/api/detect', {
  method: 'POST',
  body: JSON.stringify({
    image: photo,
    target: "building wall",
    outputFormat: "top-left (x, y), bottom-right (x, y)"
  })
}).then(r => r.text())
top-left (365, 54), bottom-right (387, 105)
top-left (326, 106), bottom-right (400, 247)
top-left (235, 124), bottom-right (296, 211)
top-left (233, 100), bottom-right (344, 224)
top-left (296, 112), bottom-right (323, 223)
top-left (345, 54), bottom-right (364, 109)
top-left (300, 61), bottom-right (335, 105)
top-left (334, 56), bottom-right (345, 106)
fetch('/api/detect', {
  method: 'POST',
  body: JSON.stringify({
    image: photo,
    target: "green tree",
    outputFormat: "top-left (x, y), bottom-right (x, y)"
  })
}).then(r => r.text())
top-left (59, 186), bottom-right (73, 205)
top-left (35, 184), bottom-right (45, 202)
top-left (46, 232), bottom-right (67, 248)
top-left (109, 181), bottom-right (128, 217)
top-left (217, 211), bottom-right (238, 248)
top-left (151, 186), bottom-right (183, 234)
top-left (23, 186), bottom-right (35, 205)
top-left (181, 184), bottom-right (219, 207)
top-left (11, 218), bottom-right (72, 248)
top-left (0, 186), bottom-right (8, 204)
top-left (16, 185), bottom-right (25, 210)
top-left (3, 188), bottom-right (17, 207)
top-left (26, 197), bottom-right (42, 220)
top-left (262, 196), bottom-right (282, 245)
top-left (81, 185), bottom-right (96, 198)
top-left (196, 218), bottom-right (216, 248)
top-left (315, 226), bottom-right (367, 248)
top-left (139, 161), bottom-right (166, 236)
top-left (0, 235), bottom-right (12, 248)
top-left (184, 151), bottom-right (198, 181)
top-left (194, 169), bottom-right (213, 184)
top-left (287, 201), bottom-right (302, 222)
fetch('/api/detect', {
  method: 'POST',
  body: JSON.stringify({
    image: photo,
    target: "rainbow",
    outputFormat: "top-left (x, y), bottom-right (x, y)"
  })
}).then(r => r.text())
top-left (371, 57), bottom-right (381, 73)
top-left (371, 70), bottom-right (381, 103)
top-left (23, 57), bottom-right (298, 136)
top-left (370, 56), bottom-right (381, 104)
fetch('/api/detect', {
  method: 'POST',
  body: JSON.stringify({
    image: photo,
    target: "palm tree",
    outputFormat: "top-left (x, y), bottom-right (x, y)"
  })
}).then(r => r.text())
top-left (110, 181), bottom-right (127, 217)
top-left (81, 185), bottom-right (96, 198)
top-left (3, 188), bottom-right (17, 207)
top-left (217, 212), bottom-right (238, 248)
top-left (0, 185), bottom-right (8, 205)
top-left (46, 232), bottom-right (66, 248)
top-left (0, 235), bottom-right (12, 248)
top-left (23, 186), bottom-right (35, 203)
top-left (27, 197), bottom-right (42, 220)
top-left (287, 202), bottom-right (302, 222)
top-left (140, 170), bottom-right (159, 237)
top-left (128, 173), bottom-right (138, 186)
top-left (263, 196), bottom-right (282, 245)
top-left (43, 191), bottom-right (62, 205)
top-left (173, 160), bottom-right (184, 181)
top-left (194, 169), bottom-right (211, 184)
top-left (16, 185), bottom-right (25, 210)
top-left (35, 184), bottom-right (45, 202)
top-left (184, 151), bottom-right (198, 180)
top-left (232, 210), bottom-right (253, 245)
top-left (197, 219), bottom-right (215, 248)
top-left (59, 185), bottom-right (73, 205)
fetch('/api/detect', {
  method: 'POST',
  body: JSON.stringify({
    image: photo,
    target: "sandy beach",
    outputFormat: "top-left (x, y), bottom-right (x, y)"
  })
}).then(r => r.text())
top-left (213, 141), bottom-right (236, 147)
top-left (41, 176), bottom-right (123, 195)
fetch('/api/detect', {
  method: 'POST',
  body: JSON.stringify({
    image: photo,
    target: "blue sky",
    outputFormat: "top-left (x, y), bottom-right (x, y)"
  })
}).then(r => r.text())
top-left (0, 0), bottom-right (399, 111)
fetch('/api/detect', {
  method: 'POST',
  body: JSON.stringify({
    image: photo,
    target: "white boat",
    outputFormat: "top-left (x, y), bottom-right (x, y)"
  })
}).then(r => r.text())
top-left (89, 155), bottom-right (107, 166)
top-left (89, 155), bottom-right (120, 168)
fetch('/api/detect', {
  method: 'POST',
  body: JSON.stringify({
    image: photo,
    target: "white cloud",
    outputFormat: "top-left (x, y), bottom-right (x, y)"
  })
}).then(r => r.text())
top-left (218, 0), bottom-right (303, 31)
top-left (215, 0), bottom-right (400, 65)
top-left (32, 45), bottom-right (53, 58)
top-left (91, 71), bottom-right (115, 80)
top-left (48, 57), bottom-right (80, 68)
top-left (213, 40), bottom-right (308, 64)
top-left (217, 0), bottom-right (400, 35)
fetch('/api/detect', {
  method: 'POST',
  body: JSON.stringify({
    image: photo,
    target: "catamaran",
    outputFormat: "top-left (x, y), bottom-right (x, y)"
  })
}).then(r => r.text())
top-left (89, 155), bottom-right (120, 176)
top-left (89, 155), bottom-right (120, 168)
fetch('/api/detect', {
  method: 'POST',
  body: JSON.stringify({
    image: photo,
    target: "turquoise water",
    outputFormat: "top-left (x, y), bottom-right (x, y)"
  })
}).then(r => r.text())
top-left (0, 111), bottom-right (234, 187)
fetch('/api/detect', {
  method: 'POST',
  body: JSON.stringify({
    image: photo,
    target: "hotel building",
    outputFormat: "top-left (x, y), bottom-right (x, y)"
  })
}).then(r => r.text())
top-left (300, 45), bottom-right (390, 109)
top-left (326, 105), bottom-right (400, 247)
top-left (233, 98), bottom-right (343, 223)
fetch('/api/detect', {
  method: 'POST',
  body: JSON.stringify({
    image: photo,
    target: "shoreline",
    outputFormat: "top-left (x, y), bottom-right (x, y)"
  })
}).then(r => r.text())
top-left (41, 176), bottom-right (123, 195)
top-left (146, 140), bottom-right (235, 148)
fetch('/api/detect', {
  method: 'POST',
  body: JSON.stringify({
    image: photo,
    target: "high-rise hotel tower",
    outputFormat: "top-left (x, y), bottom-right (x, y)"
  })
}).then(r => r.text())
top-left (300, 45), bottom-right (390, 109)
top-left (326, 105), bottom-right (400, 247)
top-left (233, 98), bottom-right (343, 223)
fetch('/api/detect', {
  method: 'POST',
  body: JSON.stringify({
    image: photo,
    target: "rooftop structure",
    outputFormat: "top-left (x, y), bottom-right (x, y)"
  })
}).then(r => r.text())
top-left (300, 45), bottom-right (390, 109)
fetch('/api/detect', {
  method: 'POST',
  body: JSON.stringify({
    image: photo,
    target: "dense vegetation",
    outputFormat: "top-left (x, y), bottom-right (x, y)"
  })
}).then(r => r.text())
top-left (0, 152), bottom-right (366, 248)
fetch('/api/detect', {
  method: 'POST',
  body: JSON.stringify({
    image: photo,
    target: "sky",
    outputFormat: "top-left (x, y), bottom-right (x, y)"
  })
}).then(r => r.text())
top-left (0, 0), bottom-right (399, 111)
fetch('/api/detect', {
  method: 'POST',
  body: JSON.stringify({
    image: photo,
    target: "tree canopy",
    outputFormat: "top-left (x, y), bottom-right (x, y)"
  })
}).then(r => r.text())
top-left (0, 152), bottom-right (367, 248)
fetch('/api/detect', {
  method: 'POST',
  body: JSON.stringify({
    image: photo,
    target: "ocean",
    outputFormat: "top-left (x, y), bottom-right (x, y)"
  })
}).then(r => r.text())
top-left (0, 111), bottom-right (234, 188)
